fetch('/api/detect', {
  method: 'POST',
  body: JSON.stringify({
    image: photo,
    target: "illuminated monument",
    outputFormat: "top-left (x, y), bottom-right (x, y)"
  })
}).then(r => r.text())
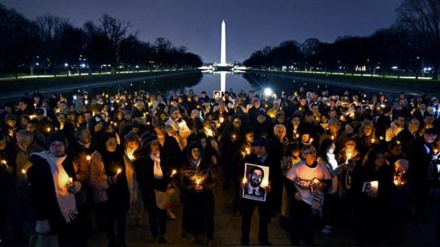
top-left (214, 20), bottom-right (233, 71)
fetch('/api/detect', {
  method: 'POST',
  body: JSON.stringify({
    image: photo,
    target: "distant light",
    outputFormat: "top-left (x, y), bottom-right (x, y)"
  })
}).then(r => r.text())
top-left (64, 63), bottom-right (68, 67)
top-left (35, 62), bottom-right (39, 66)
top-left (391, 66), bottom-right (398, 70)
top-left (80, 63), bottom-right (85, 68)
top-left (135, 65), bottom-right (139, 69)
top-left (264, 88), bottom-right (273, 96)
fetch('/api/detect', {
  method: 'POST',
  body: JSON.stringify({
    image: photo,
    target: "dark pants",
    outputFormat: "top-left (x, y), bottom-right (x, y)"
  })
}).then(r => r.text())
top-left (146, 194), bottom-right (167, 237)
top-left (290, 199), bottom-right (318, 245)
top-left (97, 201), bottom-right (127, 246)
top-left (182, 195), bottom-right (214, 240)
top-left (57, 216), bottom-right (83, 247)
top-left (241, 199), bottom-right (270, 244)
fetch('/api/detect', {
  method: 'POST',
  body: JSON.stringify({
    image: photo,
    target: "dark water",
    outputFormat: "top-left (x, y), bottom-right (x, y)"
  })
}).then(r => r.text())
top-left (1, 71), bottom-right (403, 106)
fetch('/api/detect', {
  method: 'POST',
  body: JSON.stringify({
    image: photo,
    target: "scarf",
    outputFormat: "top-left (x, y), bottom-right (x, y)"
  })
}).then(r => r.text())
top-left (150, 151), bottom-right (163, 179)
top-left (34, 151), bottom-right (78, 223)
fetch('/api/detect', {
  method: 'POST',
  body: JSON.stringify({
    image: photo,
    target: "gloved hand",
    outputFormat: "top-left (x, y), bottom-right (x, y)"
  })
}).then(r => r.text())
top-left (68, 181), bottom-right (82, 193)
top-left (35, 219), bottom-right (51, 234)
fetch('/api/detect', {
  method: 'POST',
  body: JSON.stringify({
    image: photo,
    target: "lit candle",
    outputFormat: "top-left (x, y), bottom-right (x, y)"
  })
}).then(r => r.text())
top-left (1, 160), bottom-right (8, 169)
top-left (331, 135), bottom-right (335, 141)
top-left (232, 134), bottom-right (236, 140)
top-left (69, 177), bottom-right (73, 183)
top-left (219, 117), bottom-right (224, 123)
top-left (262, 180), bottom-right (269, 188)
top-left (309, 138), bottom-right (314, 144)
top-left (115, 168), bottom-right (122, 178)
top-left (170, 169), bottom-right (177, 177)
top-left (396, 140), bottom-right (401, 145)
top-left (86, 155), bottom-right (91, 161)
top-left (245, 148), bottom-right (250, 155)
top-left (242, 177), bottom-right (247, 184)
top-left (371, 138), bottom-right (375, 143)
top-left (21, 169), bottom-right (27, 179)
top-left (313, 178), bottom-right (320, 185)
top-left (370, 181), bottom-right (379, 190)
top-left (295, 133), bottom-right (299, 139)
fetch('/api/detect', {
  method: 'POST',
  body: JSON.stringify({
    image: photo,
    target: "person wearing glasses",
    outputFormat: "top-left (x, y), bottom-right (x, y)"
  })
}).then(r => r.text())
top-left (285, 145), bottom-right (331, 246)
top-left (27, 132), bottom-right (83, 246)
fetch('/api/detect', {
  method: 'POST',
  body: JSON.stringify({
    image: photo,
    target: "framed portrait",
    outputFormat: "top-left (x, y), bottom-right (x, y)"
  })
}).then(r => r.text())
top-left (242, 163), bottom-right (270, 202)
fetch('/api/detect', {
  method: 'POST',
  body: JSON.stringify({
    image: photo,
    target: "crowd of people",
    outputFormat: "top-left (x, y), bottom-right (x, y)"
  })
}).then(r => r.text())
top-left (0, 86), bottom-right (439, 246)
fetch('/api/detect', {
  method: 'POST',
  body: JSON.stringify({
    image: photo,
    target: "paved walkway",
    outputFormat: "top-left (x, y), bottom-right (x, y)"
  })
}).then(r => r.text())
top-left (9, 179), bottom-right (440, 246)
top-left (86, 185), bottom-right (439, 246)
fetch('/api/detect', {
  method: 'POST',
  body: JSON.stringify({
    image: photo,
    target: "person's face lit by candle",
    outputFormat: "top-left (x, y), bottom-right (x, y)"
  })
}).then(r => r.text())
top-left (49, 141), bottom-right (65, 157)
top-left (105, 137), bottom-right (118, 153)
top-left (245, 132), bottom-right (254, 143)
top-left (191, 147), bottom-right (201, 160)
top-left (374, 153), bottom-right (386, 167)
top-left (148, 140), bottom-right (160, 155)
top-left (326, 142), bottom-right (336, 155)
top-left (363, 125), bottom-right (373, 137)
top-left (302, 146), bottom-right (317, 166)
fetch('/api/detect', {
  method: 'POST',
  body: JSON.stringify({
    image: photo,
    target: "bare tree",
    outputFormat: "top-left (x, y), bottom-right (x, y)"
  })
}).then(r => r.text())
top-left (99, 14), bottom-right (130, 73)
top-left (396, 0), bottom-right (440, 79)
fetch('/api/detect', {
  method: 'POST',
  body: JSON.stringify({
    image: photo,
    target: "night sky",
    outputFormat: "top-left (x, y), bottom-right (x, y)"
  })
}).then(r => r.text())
top-left (2, 0), bottom-right (403, 63)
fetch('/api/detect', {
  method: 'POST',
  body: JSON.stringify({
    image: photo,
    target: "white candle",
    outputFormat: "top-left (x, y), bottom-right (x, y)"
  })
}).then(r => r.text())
top-left (115, 168), bottom-right (122, 178)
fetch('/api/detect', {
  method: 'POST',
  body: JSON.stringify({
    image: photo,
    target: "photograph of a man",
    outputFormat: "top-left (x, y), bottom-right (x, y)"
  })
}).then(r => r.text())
top-left (242, 164), bottom-right (269, 202)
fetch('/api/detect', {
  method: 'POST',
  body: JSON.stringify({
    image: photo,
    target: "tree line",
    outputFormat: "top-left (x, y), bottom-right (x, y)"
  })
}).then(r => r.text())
top-left (243, 0), bottom-right (440, 80)
top-left (0, 4), bottom-right (203, 77)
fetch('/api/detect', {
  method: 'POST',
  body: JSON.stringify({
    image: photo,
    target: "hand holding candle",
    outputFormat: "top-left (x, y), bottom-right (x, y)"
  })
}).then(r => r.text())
top-left (195, 178), bottom-right (203, 191)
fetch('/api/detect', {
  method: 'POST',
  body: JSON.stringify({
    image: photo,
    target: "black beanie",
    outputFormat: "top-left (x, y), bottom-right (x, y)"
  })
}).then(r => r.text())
top-left (46, 131), bottom-right (67, 148)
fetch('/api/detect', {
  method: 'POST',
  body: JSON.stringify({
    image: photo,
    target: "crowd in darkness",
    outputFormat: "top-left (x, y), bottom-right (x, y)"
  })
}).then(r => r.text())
top-left (0, 86), bottom-right (439, 246)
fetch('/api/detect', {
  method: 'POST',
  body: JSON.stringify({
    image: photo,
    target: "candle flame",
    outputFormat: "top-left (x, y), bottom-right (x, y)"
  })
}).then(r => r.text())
top-left (370, 181), bottom-right (379, 189)
top-left (171, 170), bottom-right (177, 177)
top-left (21, 169), bottom-right (26, 174)
top-left (69, 177), bottom-right (73, 183)
top-left (242, 177), bottom-right (247, 184)
top-left (86, 155), bottom-right (91, 161)
top-left (116, 168), bottom-right (122, 175)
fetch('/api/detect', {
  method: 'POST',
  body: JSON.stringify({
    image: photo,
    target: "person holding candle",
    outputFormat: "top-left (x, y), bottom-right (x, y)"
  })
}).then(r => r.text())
top-left (89, 132), bottom-right (138, 247)
top-left (132, 136), bottom-right (174, 243)
top-left (0, 133), bottom-right (16, 244)
top-left (178, 142), bottom-right (218, 245)
top-left (284, 144), bottom-right (331, 246)
top-left (386, 141), bottom-right (411, 244)
top-left (240, 136), bottom-right (281, 246)
top-left (317, 138), bottom-right (339, 234)
top-left (356, 120), bottom-right (377, 156)
top-left (12, 130), bottom-right (43, 243)
top-left (27, 131), bottom-right (83, 247)
top-left (351, 146), bottom-right (394, 245)
top-left (408, 128), bottom-right (438, 223)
